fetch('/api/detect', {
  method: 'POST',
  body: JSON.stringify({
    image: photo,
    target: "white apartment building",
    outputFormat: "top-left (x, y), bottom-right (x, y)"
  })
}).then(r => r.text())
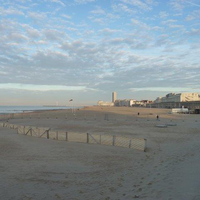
top-left (155, 93), bottom-right (200, 103)
top-left (115, 99), bottom-right (136, 107)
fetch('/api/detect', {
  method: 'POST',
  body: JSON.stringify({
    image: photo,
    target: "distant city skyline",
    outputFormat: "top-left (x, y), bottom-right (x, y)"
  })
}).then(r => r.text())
top-left (0, 0), bottom-right (200, 105)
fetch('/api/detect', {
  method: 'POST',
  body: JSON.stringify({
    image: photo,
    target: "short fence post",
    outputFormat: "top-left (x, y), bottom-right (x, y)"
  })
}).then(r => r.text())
top-left (129, 139), bottom-right (132, 148)
top-left (66, 132), bottom-right (68, 141)
top-left (56, 131), bottom-right (58, 140)
top-left (144, 139), bottom-right (147, 152)
top-left (112, 135), bottom-right (116, 146)
top-left (47, 130), bottom-right (49, 139)
top-left (100, 134), bottom-right (101, 144)
top-left (87, 133), bottom-right (89, 143)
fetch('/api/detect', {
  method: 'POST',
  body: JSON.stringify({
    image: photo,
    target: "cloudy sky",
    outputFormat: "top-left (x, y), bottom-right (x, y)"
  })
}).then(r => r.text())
top-left (0, 0), bottom-right (200, 105)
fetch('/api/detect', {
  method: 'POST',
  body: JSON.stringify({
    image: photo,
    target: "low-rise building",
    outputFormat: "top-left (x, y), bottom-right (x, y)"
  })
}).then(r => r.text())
top-left (97, 101), bottom-right (114, 106)
top-left (115, 99), bottom-right (136, 107)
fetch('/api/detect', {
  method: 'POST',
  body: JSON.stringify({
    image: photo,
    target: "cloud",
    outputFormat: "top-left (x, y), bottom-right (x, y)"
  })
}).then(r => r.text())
top-left (43, 29), bottom-right (67, 41)
top-left (74, 0), bottom-right (95, 4)
top-left (170, 0), bottom-right (200, 11)
top-left (130, 87), bottom-right (200, 93)
top-left (112, 3), bottom-right (137, 14)
top-left (185, 0), bottom-right (200, 7)
top-left (185, 10), bottom-right (200, 21)
top-left (0, 6), bottom-right (24, 16)
top-left (159, 11), bottom-right (169, 19)
top-left (99, 28), bottom-right (120, 36)
top-left (120, 0), bottom-right (155, 11)
top-left (90, 6), bottom-right (106, 15)
top-left (28, 11), bottom-right (47, 21)
top-left (22, 25), bottom-right (41, 38)
top-left (0, 83), bottom-right (85, 91)
top-left (50, 0), bottom-right (66, 7)
top-left (61, 14), bottom-right (72, 19)
top-left (89, 6), bottom-right (119, 24)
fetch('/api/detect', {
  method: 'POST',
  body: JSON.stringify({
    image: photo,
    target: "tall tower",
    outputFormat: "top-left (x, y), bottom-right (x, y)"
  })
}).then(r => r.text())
top-left (112, 92), bottom-right (117, 103)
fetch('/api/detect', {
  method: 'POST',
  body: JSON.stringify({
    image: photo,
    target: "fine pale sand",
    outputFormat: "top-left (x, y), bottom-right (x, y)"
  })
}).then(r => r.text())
top-left (1, 106), bottom-right (200, 200)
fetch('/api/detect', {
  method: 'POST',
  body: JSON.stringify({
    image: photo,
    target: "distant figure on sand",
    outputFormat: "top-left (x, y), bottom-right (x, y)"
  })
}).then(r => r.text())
top-left (138, 112), bottom-right (140, 116)
top-left (156, 115), bottom-right (159, 120)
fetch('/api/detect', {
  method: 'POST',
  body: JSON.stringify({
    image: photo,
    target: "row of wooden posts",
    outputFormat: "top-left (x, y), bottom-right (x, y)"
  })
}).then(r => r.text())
top-left (18, 127), bottom-right (131, 148)
top-left (0, 113), bottom-right (198, 123)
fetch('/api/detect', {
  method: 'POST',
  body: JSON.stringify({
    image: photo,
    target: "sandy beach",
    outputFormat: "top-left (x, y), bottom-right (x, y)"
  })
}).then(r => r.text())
top-left (1, 106), bottom-right (200, 200)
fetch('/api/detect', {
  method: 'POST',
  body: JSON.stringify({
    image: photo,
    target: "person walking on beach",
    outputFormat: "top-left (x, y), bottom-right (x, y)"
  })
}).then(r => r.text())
top-left (138, 112), bottom-right (140, 116)
top-left (156, 115), bottom-right (159, 120)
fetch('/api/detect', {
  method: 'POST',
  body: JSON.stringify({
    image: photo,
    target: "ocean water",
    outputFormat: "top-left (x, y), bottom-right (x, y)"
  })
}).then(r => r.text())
top-left (0, 106), bottom-right (75, 114)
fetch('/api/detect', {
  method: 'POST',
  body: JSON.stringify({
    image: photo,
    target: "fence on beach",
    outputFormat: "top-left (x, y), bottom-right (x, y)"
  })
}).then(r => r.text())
top-left (0, 112), bottom-right (196, 123)
top-left (0, 122), bottom-right (147, 152)
top-left (0, 112), bottom-right (150, 121)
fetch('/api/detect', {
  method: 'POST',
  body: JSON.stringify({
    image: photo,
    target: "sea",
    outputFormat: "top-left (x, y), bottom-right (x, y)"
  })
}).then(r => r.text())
top-left (0, 106), bottom-right (76, 114)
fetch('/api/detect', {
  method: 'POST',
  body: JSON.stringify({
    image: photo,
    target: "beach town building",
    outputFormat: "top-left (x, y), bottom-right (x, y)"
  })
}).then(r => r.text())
top-left (97, 92), bottom-right (151, 107)
top-left (115, 99), bottom-right (136, 107)
top-left (114, 99), bottom-right (151, 107)
top-left (97, 92), bottom-right (116, 106)
top-left (155, 93), bottom-right (200, 103)
top-left (97, 101), bottom-right (114, 106)
top-left (150, 93), bottom-right (200, 111)
top-left (112, 92), bottom-right (117, 103)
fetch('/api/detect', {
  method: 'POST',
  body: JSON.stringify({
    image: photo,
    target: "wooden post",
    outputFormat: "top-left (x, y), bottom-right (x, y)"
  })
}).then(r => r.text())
top-left (47, 130), bottom-right (49, 139)
top-left (87, 133), bottom-right (89, 143)
top-left (100, 134), bottom-right (101, 144)
top-left (104, 114), bottom-right (109, 121)
top-left (66, 132), bottom-right (68, 141)
top-left (56, 131), bottom-right (58, 140)
top-left (144, 139), bottom-right (147, 152)
top-left (129, 139), bottom-right (132, 148)
top-left (112, 135), bottom-right (116, 146)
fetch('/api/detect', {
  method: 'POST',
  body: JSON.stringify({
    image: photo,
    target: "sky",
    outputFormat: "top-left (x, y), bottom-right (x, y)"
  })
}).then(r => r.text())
top-left (0, 0), bottom-right (200, 105)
